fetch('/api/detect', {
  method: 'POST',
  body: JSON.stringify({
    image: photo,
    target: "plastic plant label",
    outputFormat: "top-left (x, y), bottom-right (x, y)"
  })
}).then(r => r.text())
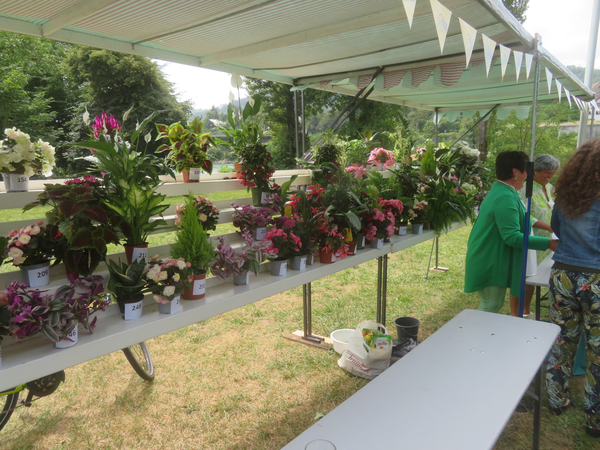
top-left (189, 167), bottom-right (201, 180)
top-left (361, 236), bottom-right (366, 247)
top-left (55, 326), bottom-right (78, 349)
top-left (331, 255), bottom-right (336, 262)
top-left (131, 247), bottom-right (148, 263)
top-left (170, 295), bottom-right (181, 313)
top-left (193, 278), bottom-right (206, 296)
top-left (125, 300), bottom-right (143, 320)
top-left (261, 191), bottom-right (269, 204)
top-left (253, 227), bottom-right (267, 241)
top-left (9, 174), bottom-right (29, 191)
top-left (299, 257), bottom-right (306, 271)
top-left (29, 265), bottom-right (49, 287)
top-left (398, 226), bottom-right (407, 235)
top-left (278, 261), bottom-right (287, 275)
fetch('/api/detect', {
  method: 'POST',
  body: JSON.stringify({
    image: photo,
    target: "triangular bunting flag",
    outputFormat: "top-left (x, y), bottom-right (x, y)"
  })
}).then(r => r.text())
top-left (555, 79), bottom-right (562, 102)
top-left (525, 53), bottom-right (533, 79)
top-left (459, 18), bottom-right (477, 68)
top-left (402, 0), bottom-right (417, 28)
top-left (564, 87), bottom-right (573, 108)
top-left (481, 34), bottom-right (497, 77)
top-left (499, 44), bottom-right (511, 81)
top-left (545, 67), bottom-right (553, 94)
top-left (513, 51), bottom-right (523, 82)
top-left (430, 0), bottom-right (452, 53)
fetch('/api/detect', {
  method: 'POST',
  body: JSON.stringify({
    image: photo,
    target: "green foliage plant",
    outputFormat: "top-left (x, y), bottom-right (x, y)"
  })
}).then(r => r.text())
top-left (156, 117), bottom-right (215, 175)
top-left (106, 258), bottom-right (148, 303)
top-left (418, 177), bottom-right (474, 235)
top-left (170, 195), bottom-right (215, 275)
top-left (217, 96), bottom-right (263, 161)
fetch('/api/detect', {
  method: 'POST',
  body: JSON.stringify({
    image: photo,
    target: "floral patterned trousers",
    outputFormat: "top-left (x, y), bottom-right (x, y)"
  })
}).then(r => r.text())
top-left (546, 268), bottom-right (600, 430)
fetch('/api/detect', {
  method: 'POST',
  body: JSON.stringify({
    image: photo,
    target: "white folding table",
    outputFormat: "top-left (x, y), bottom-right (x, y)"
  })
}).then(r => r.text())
top-left (281, 310), bottom-right (559, 450)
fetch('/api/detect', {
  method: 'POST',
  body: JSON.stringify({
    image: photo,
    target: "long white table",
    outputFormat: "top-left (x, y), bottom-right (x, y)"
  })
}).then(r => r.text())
top-left (282, 310), bottom-right (559, 450)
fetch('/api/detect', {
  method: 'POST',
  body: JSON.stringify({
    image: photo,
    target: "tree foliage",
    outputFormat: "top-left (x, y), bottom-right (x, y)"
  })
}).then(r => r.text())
top-left (502, 0), bottom-right (529, 23)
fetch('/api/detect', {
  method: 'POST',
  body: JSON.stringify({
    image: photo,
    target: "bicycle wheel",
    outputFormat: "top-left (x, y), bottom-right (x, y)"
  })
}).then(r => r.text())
top-left (122, 342), bottom-right (154, 381)
top-left (0, 392), bottom-right (19, 432)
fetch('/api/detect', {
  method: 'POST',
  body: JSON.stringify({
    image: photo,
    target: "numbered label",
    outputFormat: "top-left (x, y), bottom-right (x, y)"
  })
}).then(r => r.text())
top-left (298, 257), bottom-right (306, 271)
top-left (331, 255), bottom-right (336, 262)
top-left (131, 247), bottom-right (148, 263)
top-left (261, 192), bottom-right (269, 204)
top-left (253, 227), bottom-right (267, 241)
top-left (28, 265), bottom-right (50, 287)
top-left (8, 174), bottom-right (29, 192)
top-left (193, 278), bottom-right (206, 296)
top-left (55, 326), bottom-right (78, 349)
top-left (279, 261), bottom-right (287, 275)
top-left (125, 300), bottom-right (143, 320)
top-left (398, 226), bottom-right (407, 236)
top-left (189, 167), bottom-right (201, 180)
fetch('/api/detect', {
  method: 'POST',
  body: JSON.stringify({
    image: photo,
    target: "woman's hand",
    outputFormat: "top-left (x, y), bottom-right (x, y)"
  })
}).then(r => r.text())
top-left (533, 221), bottom-right (553, 233)
top-left (549, 239), bottom-right (559, 252)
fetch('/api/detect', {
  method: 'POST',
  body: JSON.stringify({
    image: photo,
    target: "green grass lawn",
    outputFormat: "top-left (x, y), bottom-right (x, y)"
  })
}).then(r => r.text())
top-left (1, 226), bottom-right (597, 449)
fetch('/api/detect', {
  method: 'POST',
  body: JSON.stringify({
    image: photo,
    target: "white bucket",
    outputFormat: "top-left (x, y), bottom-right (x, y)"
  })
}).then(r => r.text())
top-left (330, 329), bottom-right (354, 354)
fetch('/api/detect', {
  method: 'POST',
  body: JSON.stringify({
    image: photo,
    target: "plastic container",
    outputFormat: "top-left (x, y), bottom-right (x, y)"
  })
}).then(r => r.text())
top-left (330, 329), bottom-right (354, 354)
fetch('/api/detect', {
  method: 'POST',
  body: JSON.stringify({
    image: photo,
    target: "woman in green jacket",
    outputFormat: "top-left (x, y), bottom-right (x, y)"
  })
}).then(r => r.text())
top-left (464, 151), bottom-right (558, 315)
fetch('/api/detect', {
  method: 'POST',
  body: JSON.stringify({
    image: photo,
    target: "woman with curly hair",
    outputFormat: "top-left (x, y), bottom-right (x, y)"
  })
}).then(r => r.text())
top-left (545, 139), bottom-right (600, 437)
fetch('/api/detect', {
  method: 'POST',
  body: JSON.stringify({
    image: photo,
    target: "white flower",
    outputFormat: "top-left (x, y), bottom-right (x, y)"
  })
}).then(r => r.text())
top-left (8, 247), bottom-right (23, 259)
top-left (176, 260), bottom-right (186, 270)
top-left (248, 97), bottom-right (255, 107)
top-left (123, 105), bottom-right (134, 123)
top-left (229, 91), bottom-right (235, 103)
top-left (163, 285), bottom-right (176, 297)
top-left (173, 273), bottom-right (180, 282)
top-left (158, 271), bottom-right (168, 281)
top-left (230, 73), bottom-right (242, 88)
top-left (83, 108), bottom-right (90, 125)
top-left (144, 132), bottom-right (152, 143)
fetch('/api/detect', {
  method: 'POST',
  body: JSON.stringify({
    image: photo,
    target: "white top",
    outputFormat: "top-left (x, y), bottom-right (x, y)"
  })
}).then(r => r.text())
top-left (526, 254), bottom-right (554, 287)
top-left (281, 310), bottom-right (559, 450)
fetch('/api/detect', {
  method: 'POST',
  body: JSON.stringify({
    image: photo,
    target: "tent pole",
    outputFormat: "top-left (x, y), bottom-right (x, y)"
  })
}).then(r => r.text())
top-left (434, 108), bottom-right (439, 145)
top-left (577, 0), bottom-right (600, 147)
top-left (446, 105), bottom-right (499, 150)
top-left (518, 34), bottom-right (541, 319)
top-left (301, 89), bottom-right (306, 157)
top-left (294, 90), bottom-right (300, 168)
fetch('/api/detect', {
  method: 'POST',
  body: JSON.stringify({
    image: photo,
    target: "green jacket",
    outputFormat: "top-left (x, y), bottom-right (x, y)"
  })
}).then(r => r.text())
top-left (465, 182), bottom-right (549, 297)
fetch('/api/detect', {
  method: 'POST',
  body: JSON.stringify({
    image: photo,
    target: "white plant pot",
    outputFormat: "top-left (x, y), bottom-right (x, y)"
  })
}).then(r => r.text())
top-left (5, 173), bottom-right (29, 192)
top-left (270, 259), bottom-right (287, 276)
top-left (371, 238), bottom-right (384, 249)
top-left (20, 261), bottom-right (51, 287)
top-left (54, 325), bottom-right (79, 349)
top-left (412, 223), bottom-right (424, 235)
top-left (291, 255), bottom-right (307, 271)
top-left (397, 225), bottom-right (408, 236)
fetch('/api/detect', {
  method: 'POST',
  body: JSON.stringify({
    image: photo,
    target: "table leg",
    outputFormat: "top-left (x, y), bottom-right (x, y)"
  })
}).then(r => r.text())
top-left (302, 282), bottom-right (323, 343)
top-left (382, 254), bottom-right (388, 327)
top-left (377, 256), bottom-right (383, 325)
top-left (535, 286), bottom-right (540, 321)
top-left (533, 365), bottom-right (542, 450)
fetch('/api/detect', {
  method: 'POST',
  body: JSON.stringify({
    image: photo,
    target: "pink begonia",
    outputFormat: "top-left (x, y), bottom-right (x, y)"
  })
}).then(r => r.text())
top-left (199, 213), bottom-right (208, 222)
top-left (373, 209), bottom-right (385, 222)
top-left (158, 271), bottom-right (168, 281)
top-left (18, 234), bottom-right (31, 245)
top-left (30, 225), bottom-right (40, 235)
top-left (345, 166), bottom-right (367, 179)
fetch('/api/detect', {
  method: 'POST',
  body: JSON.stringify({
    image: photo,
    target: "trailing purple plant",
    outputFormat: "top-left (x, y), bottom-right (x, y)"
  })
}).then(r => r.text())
top-left (210, 232), bottom-right (273, 279)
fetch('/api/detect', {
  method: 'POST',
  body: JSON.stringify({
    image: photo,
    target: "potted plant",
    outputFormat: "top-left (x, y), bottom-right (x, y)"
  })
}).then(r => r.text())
top-left (4, 222), bottom-right (55, 287)
top-left (407, 200), bottom-right (429, 235)
top-left (301, 131), bottom-right (342, 187)
top-left (175, 195), bottom-right (220, 235)
top-left (238, 143), bottom-right (276, 206)
top-left (73, 110), bottom-right (173, 263)
top-left (264, 216), bottom-right (302, 276)
top-left (0, 289), bottom-right (10, 365)
top-left (106, 258), bottom-right (148, 320)
top-left (156, 117), bottom-right (215, 182)
top-left (211, 233), bottom-right (272, 285)
top-left (314, 216), bottom-right (349, 264)
top-left (344, 137), bottom-right (370, 167)
top-left (170, 196), bottom-right (215, 300)
top-left (0, 127), bottom-right (56, 192)
top-left (146, 257), bottom-right (193, 314)
top-left (24, 176), bottom-right (121, 277)
top-left (367, 147), bottom-right (395, 171)
top-left (231, 202), bottom-right (278, 241)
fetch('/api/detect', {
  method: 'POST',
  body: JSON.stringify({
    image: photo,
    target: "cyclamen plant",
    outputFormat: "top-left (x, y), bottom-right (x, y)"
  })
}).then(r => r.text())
top-left (367, 148), bottom-right (395, 168)
top-left (211, 233), bottom-right (273, 279)
top-left (146, 257), bottom-right (193, 304)
top-left (5, 221), bottom-right (55, 266)
top-left (175, 195), bottom-right (220, 232)
top-left (0, 127), bottom-right (56, 176)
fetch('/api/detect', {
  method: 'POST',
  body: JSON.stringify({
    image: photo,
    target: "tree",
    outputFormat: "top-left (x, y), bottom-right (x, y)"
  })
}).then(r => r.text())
top-left (64, 48), bottom-right (192, 154)
top-left (502, 0), bottom-right (529, 23)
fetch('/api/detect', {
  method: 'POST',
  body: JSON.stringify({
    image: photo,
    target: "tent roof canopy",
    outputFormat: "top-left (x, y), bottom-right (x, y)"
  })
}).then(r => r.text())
top-left (0, 0), bottom-right (594, 112)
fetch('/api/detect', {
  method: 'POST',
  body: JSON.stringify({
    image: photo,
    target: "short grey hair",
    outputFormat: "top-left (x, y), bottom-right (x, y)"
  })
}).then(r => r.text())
top-left (534, 154), bottom-right (560, 173)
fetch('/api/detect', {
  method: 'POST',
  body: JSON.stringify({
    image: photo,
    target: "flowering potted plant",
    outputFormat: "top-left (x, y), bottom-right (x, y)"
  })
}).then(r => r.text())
top-left (146, 257), bottom-right (193, 314)
top-left (314, 216), bottom-right (349, 263)
top-left (407, 200), bottom-right (429, 235)
top-left (238, 143), bottom-right (276, 206)
top-left (156, 117), bottom-right (215, 182)
top-left (175, 195), bottom-right (220, 234)
top-left (362, 198), bottom-right (403, 247)
top-left (0, 127), bottom-right (55, 192)
top-left (345, 165), bottom-right (368, 180)
top-left (106, 258), bottom-right (148, 321)
top-left (231, 202), bottom-right (278, 241)
top-left (74, 110), bottom-right (172, 263)
top-left (4, 222), bottom-right (56, 287)
top-left (5, 276), bottom-right (108, 347)
top-left (170, 196), bottom-right (215, 300)
top-left (211, 233), bottom-right (272, 285)
top-left (264, 216), bottom-right (302, 276)
top-left (24, 175), bottom-right (121, 277)
top-left (0, 289), bottom-right (10, 357)
top-left (367, 147), bottom-right (395, 171)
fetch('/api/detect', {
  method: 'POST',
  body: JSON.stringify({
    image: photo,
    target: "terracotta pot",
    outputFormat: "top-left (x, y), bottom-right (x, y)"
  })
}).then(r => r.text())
top-left (319, 248), bottom-right (335, 264)
top-left (124, 243), bottom-right (149, 264)
top-left (183, 270), bottom-right (206, 300)
top-left (181, 169), bottom-right (200, 183)
top-left (234, 162), bottom-right (243, 179)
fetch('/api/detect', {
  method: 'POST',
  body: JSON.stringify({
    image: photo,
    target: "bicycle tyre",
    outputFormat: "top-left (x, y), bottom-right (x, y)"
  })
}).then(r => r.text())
top-left (122, 342), bottom-right (154, 381)
top-left (0, 392), bottom-right (19, 432)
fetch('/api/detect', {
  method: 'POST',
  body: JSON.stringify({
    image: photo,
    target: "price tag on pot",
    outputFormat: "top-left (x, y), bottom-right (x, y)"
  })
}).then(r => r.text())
top-left (278, 261), bottom-right (287, 275)
top-left (193, 278), bottom-right (206, 296)
top-left (398, 226), bottom-right (407, 235)
top-left (170, 295), bottom-right (181, 313)
top-left (189, 167), bottom-right (201, 180)
top-left (253, 227), bottom-right (267, 241)
top-left (261, 191), bottom-right (269, 204)
top-left (131, 247), bottom-right (148, 263)
top-left (125, 300), bottom-right (143, 320)
top-left (28, 265), bottom-right (50, 287)
top-left (299, 257), bottom-right (306, 271)
top-left (55, 326), bottom-right (78, 349)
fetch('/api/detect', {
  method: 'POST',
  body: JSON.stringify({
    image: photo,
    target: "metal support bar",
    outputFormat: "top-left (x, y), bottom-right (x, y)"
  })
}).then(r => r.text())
top-left (447, 104), bottom-right (500, 150)
top-left (294, 90), bottom-right (300, 168)
top-left (301, 89), bottom-right (306, 156)
top-left (302, 282), bottom-right (323, 343)
top-left (432, 237), bottom-right (449, 272)
top-left (382, 254), bottom-right (388, 327)
top-left (377, 256), bottom-right (383, 324)
top-left (533, 366), bottom-right (543, 450)
top-left (424, 238), bottom-right (435, 279)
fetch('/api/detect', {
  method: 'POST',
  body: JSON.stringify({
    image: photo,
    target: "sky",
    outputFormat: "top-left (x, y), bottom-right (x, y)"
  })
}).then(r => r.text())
top-left (158, 0), bottom-right (600, 110)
